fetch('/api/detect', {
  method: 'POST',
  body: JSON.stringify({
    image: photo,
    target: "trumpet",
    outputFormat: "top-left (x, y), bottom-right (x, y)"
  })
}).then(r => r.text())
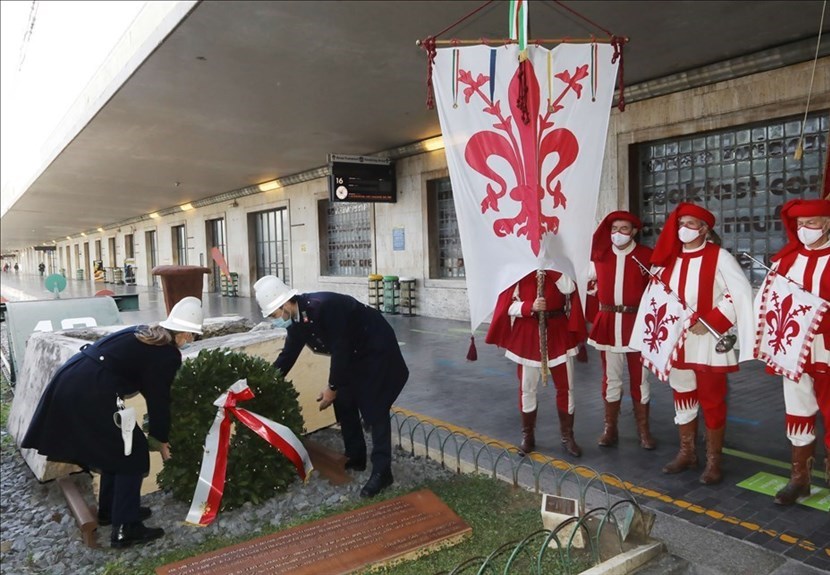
top-left (740, 252), bottom-right (810, 291)
top-left (632, 257), bottom-right (737, 354)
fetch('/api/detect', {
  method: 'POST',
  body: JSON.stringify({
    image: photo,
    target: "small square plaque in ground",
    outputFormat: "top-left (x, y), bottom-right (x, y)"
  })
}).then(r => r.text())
top-left (156, 489), bottom-right (471, 575)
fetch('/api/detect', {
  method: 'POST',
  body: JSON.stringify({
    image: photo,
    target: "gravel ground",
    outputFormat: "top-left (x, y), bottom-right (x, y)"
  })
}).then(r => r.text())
top-left (0, 318), bottom-right (456, 574)
top-left (0, 425), bottom-right (455, 575)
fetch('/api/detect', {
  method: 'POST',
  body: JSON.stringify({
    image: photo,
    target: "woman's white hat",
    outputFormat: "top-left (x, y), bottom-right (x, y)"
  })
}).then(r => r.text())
top-left (159, 296), bottom-right (204, 335)
top-left (253, 275), bottom-right (298, 317)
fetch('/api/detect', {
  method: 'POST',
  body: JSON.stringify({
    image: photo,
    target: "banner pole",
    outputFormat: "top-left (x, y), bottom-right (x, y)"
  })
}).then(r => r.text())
top-left (537, 269), bottom-right (549, 383)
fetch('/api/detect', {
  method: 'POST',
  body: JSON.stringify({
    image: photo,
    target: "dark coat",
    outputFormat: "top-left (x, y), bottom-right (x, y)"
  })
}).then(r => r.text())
top-left (274, 292), bottom-right (409, 424)
top-left (22, 326), bottom-right (181, 475)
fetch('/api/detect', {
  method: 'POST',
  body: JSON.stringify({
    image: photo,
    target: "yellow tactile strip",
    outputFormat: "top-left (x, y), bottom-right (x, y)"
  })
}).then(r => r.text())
top-left (392, 407), bottom-right (829, 557)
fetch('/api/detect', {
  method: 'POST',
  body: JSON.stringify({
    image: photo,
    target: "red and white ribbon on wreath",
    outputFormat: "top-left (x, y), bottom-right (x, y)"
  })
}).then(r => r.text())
top-left (185, 378), bottom-right (313, 526)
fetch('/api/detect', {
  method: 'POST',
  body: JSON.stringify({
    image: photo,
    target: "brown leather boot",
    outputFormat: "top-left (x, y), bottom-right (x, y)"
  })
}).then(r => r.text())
top-left (699, 426), bottom-right (725, 485)
top-left (558, 411), bottom-right (582, 457)
top-left (520, 409), bottom-right (537, 454)
top-left (774, 443), bottom-right (815, 505)
top-left (662, 420), bottom-right (698, 474)
top-left (633, 402), bottom-right (657, 450)
top-left (597, 400), bottom-right (621, 447)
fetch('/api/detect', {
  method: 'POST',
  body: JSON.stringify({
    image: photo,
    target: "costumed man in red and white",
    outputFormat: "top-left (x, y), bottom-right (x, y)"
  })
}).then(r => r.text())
top-left (485, 270), bottom-right (588, 457)
top-left (646, 203), bottom-right (754, 485)
top-left (758, 199), bottom-right (830, 504)
top-left (586, 211), bottom-right (656, 450)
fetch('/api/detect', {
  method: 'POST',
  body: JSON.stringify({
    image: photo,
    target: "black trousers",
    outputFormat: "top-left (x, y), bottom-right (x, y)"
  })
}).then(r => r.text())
top-left (333, 390), bottom-right (392, 475)
top-left (98, 472), bottom-right (143, 525)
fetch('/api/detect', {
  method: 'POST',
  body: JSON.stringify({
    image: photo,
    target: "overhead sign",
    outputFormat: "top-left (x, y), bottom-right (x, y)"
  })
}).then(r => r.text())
top-left (329, 154), bottom-right (397, 203)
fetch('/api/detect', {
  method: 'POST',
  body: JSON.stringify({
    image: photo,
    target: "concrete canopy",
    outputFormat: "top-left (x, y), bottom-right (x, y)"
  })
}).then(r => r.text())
top-left (1, 0), bottom-right (827, 250)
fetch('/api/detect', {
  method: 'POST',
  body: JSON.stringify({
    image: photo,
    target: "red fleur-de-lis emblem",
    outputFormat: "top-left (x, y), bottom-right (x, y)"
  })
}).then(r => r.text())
top-left (765, 291), bottom-right (812, 354)
top-left (643, 298), bottom-right (680, 353)
top-left (458, 59), bottom-right (588, 255)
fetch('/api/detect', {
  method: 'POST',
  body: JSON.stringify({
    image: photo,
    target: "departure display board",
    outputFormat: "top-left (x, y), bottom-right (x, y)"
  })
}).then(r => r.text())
top-left (329, 154), bottom-right (397, 203)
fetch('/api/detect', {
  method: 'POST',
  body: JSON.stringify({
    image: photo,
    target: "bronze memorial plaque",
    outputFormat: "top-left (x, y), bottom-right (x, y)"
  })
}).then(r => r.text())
top-left (156, 489), bottom-right (471, 575)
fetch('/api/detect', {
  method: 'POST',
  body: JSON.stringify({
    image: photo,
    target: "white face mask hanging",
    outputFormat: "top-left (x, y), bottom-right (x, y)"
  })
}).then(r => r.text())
top-left (114, 397), bottom-right (136, 456)
top-left (797, 226), bottom-right (824, 246)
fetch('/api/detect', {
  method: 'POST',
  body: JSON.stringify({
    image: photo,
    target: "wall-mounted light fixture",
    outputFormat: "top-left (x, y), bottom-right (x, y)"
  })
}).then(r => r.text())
top-left (180, 203), bottom-right (194, 211)
top-left (258, 180), bottom-right (281, 192)
top-left (80, 232), bottom-right (87, 237)
top-left (65, 236), bottom-right (72, 240)
top-left (97, 227), bottom-right (105, 233)
top-left (149, 212), bottom-right (160, 219)
top-left (423, 136), bottom-right (445, 152)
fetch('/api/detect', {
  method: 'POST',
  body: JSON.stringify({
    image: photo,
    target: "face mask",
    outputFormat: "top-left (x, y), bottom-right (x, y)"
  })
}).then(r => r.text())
top-left (610, 232), bottom-right (631, 247)
top-left (677, 226), bottom-right (701, 244)
top-left (271, 317), bottom-right (293, 329)
top-left (797, 226), bottom-right (825, 246)
top-left (179, 342), bottom-right (192, 351)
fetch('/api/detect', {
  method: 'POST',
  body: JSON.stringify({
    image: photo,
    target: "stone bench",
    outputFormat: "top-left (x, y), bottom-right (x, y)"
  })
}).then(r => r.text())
top-left (8, 316), bottom-right (335, 489)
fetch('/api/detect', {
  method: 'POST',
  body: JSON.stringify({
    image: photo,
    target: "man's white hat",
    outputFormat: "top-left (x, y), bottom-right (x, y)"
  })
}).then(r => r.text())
top-left (159, 296), bottom-right (204, 335)
top-left (254, 275), bottom-right (298, 318)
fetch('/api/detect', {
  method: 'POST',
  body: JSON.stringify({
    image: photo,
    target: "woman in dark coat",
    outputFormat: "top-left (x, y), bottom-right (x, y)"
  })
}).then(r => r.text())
top-left (254, 275), bottom-right (409, 498)
top-left (22, 296), bottom-right (203, 548)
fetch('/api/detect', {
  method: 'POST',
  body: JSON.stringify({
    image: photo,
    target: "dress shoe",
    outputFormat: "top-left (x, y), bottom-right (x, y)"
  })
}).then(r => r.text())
top-left (98, 506), bottom-right (151, 526)
top-left (345, 457), bottom-right (367, 471)
top-left (111, 521), bottom-right (164, 549)
top-left (360, 470), bottom-right (393, 498)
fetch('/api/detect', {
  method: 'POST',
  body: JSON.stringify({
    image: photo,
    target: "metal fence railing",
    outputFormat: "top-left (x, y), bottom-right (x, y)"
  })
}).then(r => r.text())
top-left (390, 410), bottom-right (657, 575)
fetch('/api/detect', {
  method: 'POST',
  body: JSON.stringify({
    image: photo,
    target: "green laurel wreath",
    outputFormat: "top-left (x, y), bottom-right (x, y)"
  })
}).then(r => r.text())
top-left (156, 348), bottom-right (305, 510)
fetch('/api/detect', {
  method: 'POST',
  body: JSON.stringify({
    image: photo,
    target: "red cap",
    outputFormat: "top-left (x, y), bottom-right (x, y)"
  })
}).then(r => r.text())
top-left (772, 199), bottom-right (830, 261)
top-left (650, 203), bottom-right (716, 267)
top-left (591, 210), bottom-right (642, 260)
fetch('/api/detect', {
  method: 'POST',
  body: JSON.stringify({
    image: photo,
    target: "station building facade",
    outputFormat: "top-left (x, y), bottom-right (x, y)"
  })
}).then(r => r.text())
top-left (20, 56), bottom-right (828, 322)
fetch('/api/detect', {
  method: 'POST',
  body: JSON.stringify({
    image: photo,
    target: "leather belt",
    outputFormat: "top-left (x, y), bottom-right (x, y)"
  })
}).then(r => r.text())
top-left (599, 304), bottom-right (638, 313)
top-left (539, 309), bottom-right (565, 318)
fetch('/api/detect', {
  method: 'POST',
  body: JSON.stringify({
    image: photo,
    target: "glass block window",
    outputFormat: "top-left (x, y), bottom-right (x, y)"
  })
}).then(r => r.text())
top-left (319, 201), bottom-right (372, 277)
top-left (254, 209), bottom-right (290, 284)
top-left (636, 111), bottom-right (828, 286)
top-left (428, 178), bottom-right (465, 278)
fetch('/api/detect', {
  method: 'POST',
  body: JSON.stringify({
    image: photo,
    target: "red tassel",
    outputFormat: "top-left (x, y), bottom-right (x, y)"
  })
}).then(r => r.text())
top-left (466, 335), bottom-right (478, 361)
top-left (422, 36), bottom-right (438, 110)
top-left (516, 59), bottom-right (530, 125)
top-left (576, 344), bottom-right (588, 364)
top-left (611, 36), bottom-right (626, 112)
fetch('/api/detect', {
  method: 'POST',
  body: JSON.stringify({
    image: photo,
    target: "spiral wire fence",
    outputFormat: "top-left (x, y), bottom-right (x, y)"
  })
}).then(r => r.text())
top-left (390, 409), bottom-right (656, 575)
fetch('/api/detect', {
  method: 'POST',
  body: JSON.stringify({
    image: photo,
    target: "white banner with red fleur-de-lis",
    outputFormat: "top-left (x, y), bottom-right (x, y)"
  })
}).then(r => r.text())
top-left (754, 272), bottom-right (828, 381)
top-left (185, 379), bottom-right (313, 526)
top-left (432, 44), bottom-right (619, 331)
top-left (631, 279), bottom-right (692, 382)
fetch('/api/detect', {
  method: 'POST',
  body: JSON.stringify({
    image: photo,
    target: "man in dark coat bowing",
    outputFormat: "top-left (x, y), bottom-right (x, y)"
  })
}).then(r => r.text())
top-left (254, 275), bottom-right (409, 498)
